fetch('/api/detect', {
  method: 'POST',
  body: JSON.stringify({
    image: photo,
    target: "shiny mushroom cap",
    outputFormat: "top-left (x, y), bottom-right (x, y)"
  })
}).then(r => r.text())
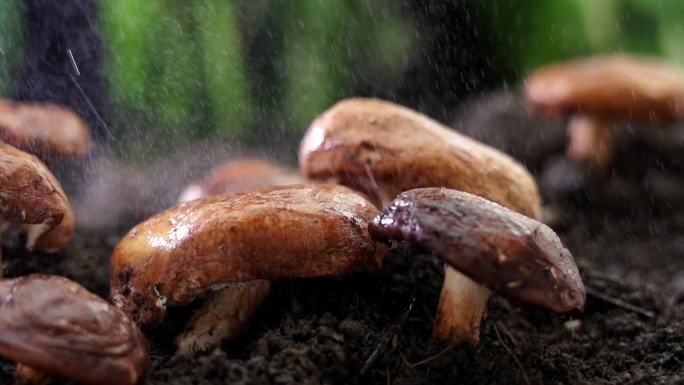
top-left (0, 143), bottom-right (75, 252)
top-left (299, 98), bottom-right (541, 219)
top-left (369, 188), bottom-right (585, 314)
top-left (0, 274), bottom-right (148, 385)
top-left (525, 55), bottom-right (684, 122)
top-left (0, 99), bottom-right (92, 159)
top-left (111, 184), bottom-right (386, 325)
top-left (178, 158), bottom-right (305, 202)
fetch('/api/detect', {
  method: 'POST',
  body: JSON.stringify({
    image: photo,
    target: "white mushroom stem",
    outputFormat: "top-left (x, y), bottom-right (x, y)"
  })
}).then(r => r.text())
top-left (21, 223), bottom-right (51, 252)
top-left (433, 266), bottom-right (492, 343)
top-left (176, 279), bottom-right (271, 355)
top-left (14, 364), bottom-right (47, 385)
top-left (566, 115), bottom-right (617, 171)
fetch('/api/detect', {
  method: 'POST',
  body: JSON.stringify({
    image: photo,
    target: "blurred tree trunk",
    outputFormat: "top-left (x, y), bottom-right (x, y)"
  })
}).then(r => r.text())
top-left (13, 0), bottom-right (108, 144)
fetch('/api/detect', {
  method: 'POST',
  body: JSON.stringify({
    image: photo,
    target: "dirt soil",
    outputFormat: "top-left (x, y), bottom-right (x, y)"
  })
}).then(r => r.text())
top-left (2, 92), bottom-right (684, 384)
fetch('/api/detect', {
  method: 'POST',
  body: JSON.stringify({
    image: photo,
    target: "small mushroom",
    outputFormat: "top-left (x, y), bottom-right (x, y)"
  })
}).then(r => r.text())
top-left (111, 184), bottom-right (385, 355)
top-left (0, 99), bottom-right (92, 159)
top-left (178, 157), bottom-right (304, 202)
top-left (0, 143), bottom-right (75, 270)
top-left (369, 188), bottom-right (585, 343)
top-left (0, 274), bottom-right (148, 385)
top-left (525, 54), bottom-right (684, 170)
top-left (299, 98), bottom-right (541, 218)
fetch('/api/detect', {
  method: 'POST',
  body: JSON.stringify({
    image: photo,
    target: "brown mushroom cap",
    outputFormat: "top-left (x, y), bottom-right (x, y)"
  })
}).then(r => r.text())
top-left (369, 188), bottom-right (585, 314)
top-left (178, 158), bottom-right (305, 202)
top-left (0, 99), bottom-right (92, 159)
top-left (525, 55), bottom-right (684, 122)
top-left (111, 184), bottom-right (386, 325)
top-left (299, 98), bottom-right (540, 218)
top-left (0, 274), bottom-right (148, 385)
top-left (0, 143), bottom-right (75, 252)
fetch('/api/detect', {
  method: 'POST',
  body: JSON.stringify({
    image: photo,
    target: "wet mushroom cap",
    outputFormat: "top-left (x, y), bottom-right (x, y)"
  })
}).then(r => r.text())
top-left (525, 55), bottom-right (684, 122)
top-left (179, 158), bottom-right (305, 202)
top-left (0, 142), bottom-right (75, 252)
top-left (369, 188), bottom-right (585, 314)
top-left (111, 184), bottom-right (386, 325)
top-left (299, 98), bottom-right (540, 218)
top-left (0, 99), bottom-right (92, 158)
top-left (0, 274), bottom-right (148, 385)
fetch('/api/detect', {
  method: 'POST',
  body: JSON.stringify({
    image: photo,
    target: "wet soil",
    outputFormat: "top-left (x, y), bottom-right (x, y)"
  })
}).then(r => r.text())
top-left (2, 92), bottom-right (684, 384)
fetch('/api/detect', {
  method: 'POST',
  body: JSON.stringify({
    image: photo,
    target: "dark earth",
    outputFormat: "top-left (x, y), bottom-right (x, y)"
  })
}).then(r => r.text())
top-left (2, 91), bottom-right (684, 384)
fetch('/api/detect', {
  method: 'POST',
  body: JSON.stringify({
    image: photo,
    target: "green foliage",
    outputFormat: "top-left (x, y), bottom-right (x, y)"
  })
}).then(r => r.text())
top-left (281, 0), bottom-right (417, 131)
top-left (97, 0), bottom-right (684, 145)
top-left (0, 0), bottom-right (23, 96)
top-left (98, 0), bottom-right (417, 142)
top-left (470, 0), bottom-right (591, 78)
top-left (194, 0), bottom-right (251, 138)
top-left (470, 0), bottom-right (684, 79)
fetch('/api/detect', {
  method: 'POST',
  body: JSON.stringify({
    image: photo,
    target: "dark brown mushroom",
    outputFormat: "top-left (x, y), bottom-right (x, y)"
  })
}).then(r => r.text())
top-left (0, 143), bottom-right (75, 269)
top-left (0, 99), bottom-right (92, 159)
top-left (526, 54), bottom-right (684, 170)
top-left (178, 157), bottom-right (305, 202)
top-left (369, 188), bottom-right (585, 343)
top-left (299, 98), bottom-right (541, 218)
top-left (111, 184), bottom-right (385, 355)
top-left (0, 274), bottom-right (148, 385)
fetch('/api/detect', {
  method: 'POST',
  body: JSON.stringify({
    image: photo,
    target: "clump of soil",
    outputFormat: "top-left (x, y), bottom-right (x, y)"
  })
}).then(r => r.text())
top-left (2, 91), bottom-right (684, 384)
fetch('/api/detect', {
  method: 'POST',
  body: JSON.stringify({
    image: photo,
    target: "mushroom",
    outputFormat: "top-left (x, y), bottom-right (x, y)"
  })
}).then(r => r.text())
top-left (178, 157), bottom-right (304, 202)
top-left (369, 188), bottom-right (585, 342)
top-left (299, 97), bottom-right (541, 218)
top-left (299, 98), bottom-right (544, 342)
top-left (525, 54), bottom-right (684, 170)
top-left (176, 158), bottom-right (305, 353)
top-left (0, 143), bottom-right (75, 272)
top-left (111, 184), bottom-right (385, 355)
top-left (0, 99), bottom-right (92, 159)
top-left (0, 274), bottom-right (148, 385)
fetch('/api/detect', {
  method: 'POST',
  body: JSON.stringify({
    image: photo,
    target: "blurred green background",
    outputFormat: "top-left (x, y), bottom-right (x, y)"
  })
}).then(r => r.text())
top-left (1, 0), bottom-right (684, 148)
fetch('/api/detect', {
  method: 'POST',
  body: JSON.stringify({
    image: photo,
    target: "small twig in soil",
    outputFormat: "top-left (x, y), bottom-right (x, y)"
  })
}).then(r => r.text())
top-left (409, 342), bottom-right (456, 367)
top-left (499, 323), bottom-right (519, 346)
top-left (585, 286), bottom-right (656, 319)
top-left (584, 271), bottom-right (625, 285)
top-left (494, 323), bottom-right (530, 385)
top-left (360, 297), bottom-right (416, 375)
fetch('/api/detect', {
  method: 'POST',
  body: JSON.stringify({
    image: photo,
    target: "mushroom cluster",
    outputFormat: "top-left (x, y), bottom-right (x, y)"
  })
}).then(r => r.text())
top-left (0, 102), bottom-right (151, 384)
top-left (0, 91), bottom-right (588, 382)
top-left (297, 98), bottom-right (583, 342)
top-left (104, 96), bottom-right (586, 358)
top-left (0, 100), bottom-right (92, 263)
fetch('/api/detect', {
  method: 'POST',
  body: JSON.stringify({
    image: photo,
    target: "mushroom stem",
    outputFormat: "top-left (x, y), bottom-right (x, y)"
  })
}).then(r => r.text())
top-left (566, 115), bottom-right (617, 171)
top-left (176, 279), bottom-right (271, 355)
top-left (433, 265), bottom-right (492, 343)
top-left (14, 364), bottom-right (47, 385)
